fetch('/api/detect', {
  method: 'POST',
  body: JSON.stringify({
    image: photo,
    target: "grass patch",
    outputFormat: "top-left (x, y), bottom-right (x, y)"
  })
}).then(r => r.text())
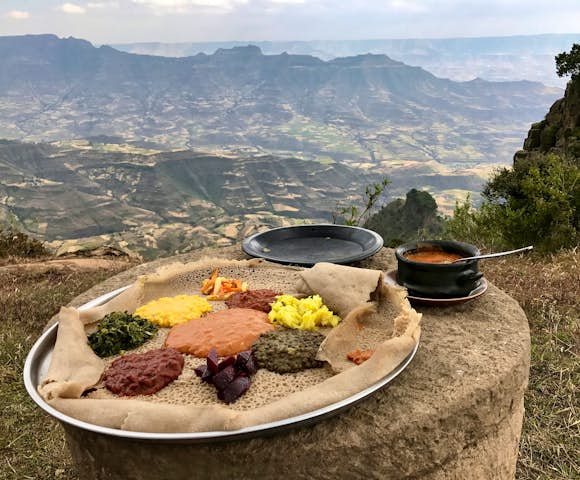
top-left (482, 250), bottom-right (579, 479)
top-left (0, 263), bottom-right (130, 480)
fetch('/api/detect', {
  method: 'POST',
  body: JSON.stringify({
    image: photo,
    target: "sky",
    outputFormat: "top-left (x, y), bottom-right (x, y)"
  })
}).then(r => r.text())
top-left (1, 0), bottom-right (580, 44)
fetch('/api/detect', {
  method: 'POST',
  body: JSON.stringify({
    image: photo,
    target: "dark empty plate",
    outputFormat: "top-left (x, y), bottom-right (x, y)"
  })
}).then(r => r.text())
top-left (384, 270), bottom-right (488, 307)
top-left (242, 224), bottom-right (384, 266)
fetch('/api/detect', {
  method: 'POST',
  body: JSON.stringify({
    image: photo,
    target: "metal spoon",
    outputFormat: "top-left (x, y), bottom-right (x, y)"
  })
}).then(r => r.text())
top-left (452, 245), bottom-right (533, 263)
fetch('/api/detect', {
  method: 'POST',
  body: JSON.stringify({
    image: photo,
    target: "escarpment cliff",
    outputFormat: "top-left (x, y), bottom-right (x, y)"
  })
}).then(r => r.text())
top-left (514, 79), bottom-right (580, 164)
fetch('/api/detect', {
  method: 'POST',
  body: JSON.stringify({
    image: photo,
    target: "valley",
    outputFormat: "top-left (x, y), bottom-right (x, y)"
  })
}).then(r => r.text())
top-left (0, 137), bottom-right (493, 257)
top-left (0, 34), bottom-right (565, 255)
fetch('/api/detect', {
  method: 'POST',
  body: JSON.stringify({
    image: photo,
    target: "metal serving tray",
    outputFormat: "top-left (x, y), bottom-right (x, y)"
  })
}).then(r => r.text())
top-left (24, 286), bottom-right (419, 443)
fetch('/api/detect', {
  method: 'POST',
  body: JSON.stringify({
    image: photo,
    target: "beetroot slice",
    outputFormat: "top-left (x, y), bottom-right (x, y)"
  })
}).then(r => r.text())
top-left (207, 348), bottom-right (219, 374)
top-left (219, 376), bottom-right (252, 404)
top-left (234, 350), bottom-right (251, 370)
top-left (195, 349), bottom-right (257, 404)
top-left (218, 355), bottom-right (236, 371)
top-left (243, 356), bottom-right (258, 375)
top-left (235, 350), bottom-right (258, 375)
top-left (235, 350), bottom-right (252, 365)
top-left (213, 365), bottom-right (236, 391)
top-left (194, 364), bottom-right (213, 383)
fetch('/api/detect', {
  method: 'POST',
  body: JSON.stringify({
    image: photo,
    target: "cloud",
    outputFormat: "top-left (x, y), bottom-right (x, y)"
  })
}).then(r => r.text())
top-left (5, 10), bottom-right (30, 20)
top-left (131, 0), bottom-right (248, 13)
top-left (87, 1), bottom-right (120, 8)
top-left (388, 0), bottom-right (428, 13)
top-left (57, 3), bottom-right (87, 14)
top-left (269, 0), bottom-right (306, 4)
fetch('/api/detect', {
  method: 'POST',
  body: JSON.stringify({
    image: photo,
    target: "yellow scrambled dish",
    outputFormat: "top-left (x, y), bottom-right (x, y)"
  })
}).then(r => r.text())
top-left (134, 295), bottom-right (212, 327)
top-left (268, 295), bottom-right (340, 331)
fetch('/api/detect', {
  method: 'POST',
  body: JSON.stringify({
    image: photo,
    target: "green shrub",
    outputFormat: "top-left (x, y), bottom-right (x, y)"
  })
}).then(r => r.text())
top-left (365, 189), bottom-right (443, 246)
top-left (334, 177), bottom-right (391, 226)
top-left (0, 227), bottom-right (48, 258)
top-left (445, 154), bottom-right (579, 252)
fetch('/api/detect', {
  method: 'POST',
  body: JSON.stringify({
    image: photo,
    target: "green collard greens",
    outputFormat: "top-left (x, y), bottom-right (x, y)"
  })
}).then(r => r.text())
top-left (88, 311), bottom-right (158, 357)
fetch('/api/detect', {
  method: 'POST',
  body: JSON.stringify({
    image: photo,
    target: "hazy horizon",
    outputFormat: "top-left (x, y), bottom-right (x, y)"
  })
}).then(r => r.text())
top-left (2, 0), bottom-right (580, 44)
top-left (2, 31), bottom-right (576, 44)
top-left (108, 32), bottom-right (580, 49)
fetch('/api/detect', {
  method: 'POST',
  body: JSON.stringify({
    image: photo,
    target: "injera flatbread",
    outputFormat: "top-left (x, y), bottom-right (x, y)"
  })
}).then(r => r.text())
top-left (38, 258), bottom-right (421, 433)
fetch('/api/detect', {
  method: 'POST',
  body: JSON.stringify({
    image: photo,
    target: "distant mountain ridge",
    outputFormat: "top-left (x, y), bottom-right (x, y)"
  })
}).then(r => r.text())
top-left (111, 33), bottom-right (580, 87)
top-left (112, 33), bottom-right (580, 59)
top-left (0, 34), bottom-right (566, 255)
top-left (0, 35), bottom-right (561, 167)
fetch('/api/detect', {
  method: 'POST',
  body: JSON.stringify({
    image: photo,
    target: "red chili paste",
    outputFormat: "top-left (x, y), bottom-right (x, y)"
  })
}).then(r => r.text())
top-left (225, 289), bottom-right (280, 313)
top-left (104, 348), bottom-right (184, 396)
top-left (347, 349), bottom-right (375, 365)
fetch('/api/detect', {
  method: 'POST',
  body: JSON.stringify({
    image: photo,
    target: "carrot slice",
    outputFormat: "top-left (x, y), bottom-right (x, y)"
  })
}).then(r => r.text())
top-left (201, 268), bottom-right (248, 300)
top-left (201, 268), bottom-right (219, 294)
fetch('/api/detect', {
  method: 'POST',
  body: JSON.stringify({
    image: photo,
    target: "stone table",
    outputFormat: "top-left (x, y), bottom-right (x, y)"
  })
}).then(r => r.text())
top-left (63, 246), bottom-right (530, 480)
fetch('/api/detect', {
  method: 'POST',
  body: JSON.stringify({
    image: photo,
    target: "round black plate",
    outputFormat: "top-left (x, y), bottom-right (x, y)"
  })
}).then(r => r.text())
top-left (384, 270), bottom-right (488, 306)
top-left (242, 224), bottom-right (384, 266)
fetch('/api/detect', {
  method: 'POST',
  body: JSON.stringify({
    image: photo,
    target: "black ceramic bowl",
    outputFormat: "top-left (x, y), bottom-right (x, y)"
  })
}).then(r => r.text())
top-left (395, 240), bottom-right (483, 299)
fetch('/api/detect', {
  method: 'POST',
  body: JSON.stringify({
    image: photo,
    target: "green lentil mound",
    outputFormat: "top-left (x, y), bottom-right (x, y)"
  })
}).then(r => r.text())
top-left (252, 328), bottom-right (326, 374)
top-left (88, 311), bottom-right (158, 358)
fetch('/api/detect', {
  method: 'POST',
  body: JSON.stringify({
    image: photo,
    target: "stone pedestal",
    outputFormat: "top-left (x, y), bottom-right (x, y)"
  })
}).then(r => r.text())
top-left (63, 247), bottom-right (530, 480)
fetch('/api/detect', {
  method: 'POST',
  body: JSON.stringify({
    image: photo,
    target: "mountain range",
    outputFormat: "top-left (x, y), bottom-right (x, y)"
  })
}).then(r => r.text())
top-left (112, 33), bottom-right (580, 87)
top-left (0, 34), bottom-right (566, 255)
top-left (0, 35), bottom-right (560, 163)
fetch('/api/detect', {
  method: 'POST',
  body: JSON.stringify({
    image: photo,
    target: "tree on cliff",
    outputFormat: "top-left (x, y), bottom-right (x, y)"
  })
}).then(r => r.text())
top-left (446, 152), bottom-right (579, 252)
top-left (556, 43), bottom-right (580, 79)
top-left (481, 154), bottom-right (578, 250)
top-left (0, 227), bottom-right (47, 258)
top-left (446, 45), bottom-right (580, 252)
top-left (365, 189), bottom-right (443, 246)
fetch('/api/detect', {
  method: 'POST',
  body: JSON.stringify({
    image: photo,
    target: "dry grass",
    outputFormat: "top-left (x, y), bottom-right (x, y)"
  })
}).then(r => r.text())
top-left (482, 249), bottom-right (579, 479)
top-left (0, 251), bottom-right (578, 479)
top-left (0, 261), bottom-right (131, 480)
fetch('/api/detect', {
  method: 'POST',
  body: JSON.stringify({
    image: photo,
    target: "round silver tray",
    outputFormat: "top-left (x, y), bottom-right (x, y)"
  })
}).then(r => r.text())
top-left (24, 286), bottom-right (419, 443)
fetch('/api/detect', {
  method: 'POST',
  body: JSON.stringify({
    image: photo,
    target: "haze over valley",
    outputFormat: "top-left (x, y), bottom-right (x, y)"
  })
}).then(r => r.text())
top-left (0, 34), bottom-right (567, 255)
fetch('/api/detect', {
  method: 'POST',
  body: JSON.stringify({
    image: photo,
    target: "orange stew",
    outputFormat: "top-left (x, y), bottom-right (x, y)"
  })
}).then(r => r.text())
top-left (165, 308), bottom-right (275, 357)
top-left (404, 250), bottom-right (463, 264)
